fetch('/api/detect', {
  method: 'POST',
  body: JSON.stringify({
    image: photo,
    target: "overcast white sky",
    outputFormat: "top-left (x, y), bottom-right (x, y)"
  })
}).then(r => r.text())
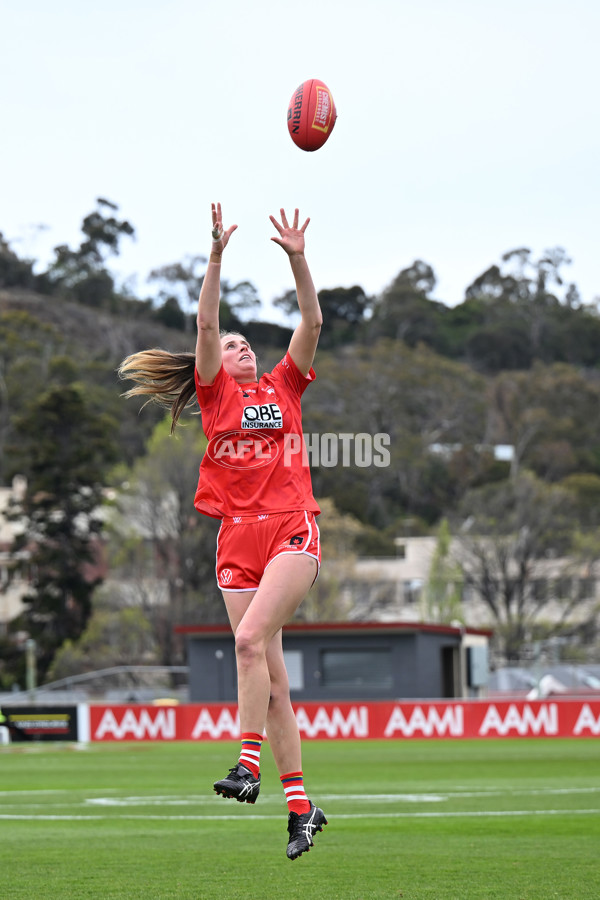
top-left (2, 0), bottom-right (598, 323)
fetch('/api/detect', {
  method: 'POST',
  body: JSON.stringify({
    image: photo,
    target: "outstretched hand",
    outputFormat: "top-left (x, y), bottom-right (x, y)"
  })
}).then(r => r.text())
top-left (211, 202), bottom-right (238, 254)
top-left (270, 208), bottom-right (309, 257)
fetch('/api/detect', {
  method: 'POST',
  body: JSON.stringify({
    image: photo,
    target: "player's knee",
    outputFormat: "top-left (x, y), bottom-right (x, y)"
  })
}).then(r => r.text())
top-left (234, 629), bottom-right (263, 667)
top-left (268, 677), bottom-right (291, 709)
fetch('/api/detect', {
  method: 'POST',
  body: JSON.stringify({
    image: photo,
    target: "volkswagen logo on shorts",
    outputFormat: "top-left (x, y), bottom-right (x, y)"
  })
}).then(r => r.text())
top-left (220, 569), bottom-right (233, 586)
top-left (207, 430), bottom-right (279, 469)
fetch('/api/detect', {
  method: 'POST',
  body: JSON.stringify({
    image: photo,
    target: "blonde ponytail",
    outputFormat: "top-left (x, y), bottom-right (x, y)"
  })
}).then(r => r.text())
top-left (118, 349), bottom-right (197, 433)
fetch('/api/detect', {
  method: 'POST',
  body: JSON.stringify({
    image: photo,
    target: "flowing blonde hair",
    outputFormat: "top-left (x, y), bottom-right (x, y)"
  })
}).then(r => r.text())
top-left (118, 332), bottom-right (247, 433)
top-left (118, 349), bottom-right (197, 433)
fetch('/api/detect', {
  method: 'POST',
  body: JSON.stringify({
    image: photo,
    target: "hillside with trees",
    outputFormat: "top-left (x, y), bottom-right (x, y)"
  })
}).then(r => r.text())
top-left (1, 199), bottom-right (599, 684)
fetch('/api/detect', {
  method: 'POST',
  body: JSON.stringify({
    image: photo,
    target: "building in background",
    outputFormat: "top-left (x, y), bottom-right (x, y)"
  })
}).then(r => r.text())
top-left (176, 621), bottom-right (492, 703)
top-left (347, 536), bottom-right (600, 637)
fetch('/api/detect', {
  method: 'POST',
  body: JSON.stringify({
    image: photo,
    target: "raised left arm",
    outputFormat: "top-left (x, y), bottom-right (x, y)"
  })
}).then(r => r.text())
top-left (270, 208), bottom-right (322, 377)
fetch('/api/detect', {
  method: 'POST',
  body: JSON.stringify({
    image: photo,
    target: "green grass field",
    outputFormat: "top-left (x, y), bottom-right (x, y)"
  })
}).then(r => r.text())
top-left (1, 738), bottom-right (599, 899)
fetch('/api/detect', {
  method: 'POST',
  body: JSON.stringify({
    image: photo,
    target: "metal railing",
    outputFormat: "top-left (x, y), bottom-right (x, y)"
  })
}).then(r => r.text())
top-left (0, 665), bottom-right (190, 705)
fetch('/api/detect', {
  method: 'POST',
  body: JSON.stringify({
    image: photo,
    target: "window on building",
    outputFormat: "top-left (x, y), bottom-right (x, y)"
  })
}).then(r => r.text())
top-left (577, 577), bottom-right (595, 600)
top-left (283, 650), bottom-right (304, 691)
top-left (320, 648), bottom-right (393, 689)
top-left (553, 577), bottom-right (572, 599)
top-left (403, 579), bottom-right (422, 604)
top-left (461, 584), bottom-right (476, 603)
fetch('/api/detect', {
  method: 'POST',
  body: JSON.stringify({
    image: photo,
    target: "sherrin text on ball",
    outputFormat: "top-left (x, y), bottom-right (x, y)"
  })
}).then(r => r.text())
top-left (287, 79), bottom-right (337, 151)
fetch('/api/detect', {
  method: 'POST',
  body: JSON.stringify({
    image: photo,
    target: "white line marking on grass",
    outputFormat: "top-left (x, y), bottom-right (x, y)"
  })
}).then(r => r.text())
top-left (0, 790), bottom-right (67, 796)
top-left (320, 787), bottom-right (600, 800)
top-left (331, 809), bottom-right (600, 819)
top-left (85, 794), bottom-right (448, 806)
top-left (0, 788), bottom-right (118, 796)
top-left (81, 787), bottom-right (600, 807)
top-left (320, 794), bottom-right (443, 801)
top-left (418, 787), bottom-right (600, 799)
top-left (1, 809), bottom-right (600, 822)
top-left (85, 795), bottom-right (233, 806)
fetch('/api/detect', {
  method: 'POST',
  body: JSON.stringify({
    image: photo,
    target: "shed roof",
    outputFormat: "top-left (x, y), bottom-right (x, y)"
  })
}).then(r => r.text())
top-left (175, 621), bottom-right (492, 639)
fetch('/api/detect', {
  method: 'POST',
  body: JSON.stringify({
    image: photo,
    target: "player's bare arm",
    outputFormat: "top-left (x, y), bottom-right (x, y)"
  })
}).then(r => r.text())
top-left (196, 202), bottom-right (238, 384)
top-left (270, 208), bottom-right (322, 377)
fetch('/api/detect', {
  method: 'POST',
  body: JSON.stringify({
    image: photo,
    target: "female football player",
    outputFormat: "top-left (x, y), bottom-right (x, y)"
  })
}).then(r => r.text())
top-left (119, 203), bottom-right (327, 860)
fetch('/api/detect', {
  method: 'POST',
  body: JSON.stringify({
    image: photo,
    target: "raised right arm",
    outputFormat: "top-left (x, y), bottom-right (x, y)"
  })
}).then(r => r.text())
top-left (195, 202), bottom-right (237, 384)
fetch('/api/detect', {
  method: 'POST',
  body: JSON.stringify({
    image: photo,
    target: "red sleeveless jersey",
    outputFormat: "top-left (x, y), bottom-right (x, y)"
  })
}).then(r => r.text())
top-left (194, 352), bottom-right (320, 519)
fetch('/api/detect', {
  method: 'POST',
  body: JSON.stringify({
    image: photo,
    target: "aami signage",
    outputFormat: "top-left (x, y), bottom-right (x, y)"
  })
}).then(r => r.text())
top-left (87, 700), bottom-right (600, 742)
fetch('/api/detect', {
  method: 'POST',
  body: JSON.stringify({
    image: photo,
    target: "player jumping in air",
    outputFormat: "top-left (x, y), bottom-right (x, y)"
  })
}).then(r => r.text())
top-left (119, 203), bottom-right (327, 860)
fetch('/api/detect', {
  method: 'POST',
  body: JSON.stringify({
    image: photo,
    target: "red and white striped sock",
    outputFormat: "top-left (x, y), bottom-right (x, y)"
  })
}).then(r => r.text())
top-left (280, 771), bottom-right (311, 815)
top-left (238, 732), bottom-right (263, 778)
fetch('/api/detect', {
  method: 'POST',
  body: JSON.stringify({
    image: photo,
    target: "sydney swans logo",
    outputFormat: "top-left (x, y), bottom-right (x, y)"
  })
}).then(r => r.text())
top-left (207, 430), bottom-right (279, 469)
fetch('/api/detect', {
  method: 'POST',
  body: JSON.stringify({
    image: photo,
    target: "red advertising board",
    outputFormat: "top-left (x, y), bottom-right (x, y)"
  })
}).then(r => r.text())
top-left (88, 699), bottom-right (600, 742)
